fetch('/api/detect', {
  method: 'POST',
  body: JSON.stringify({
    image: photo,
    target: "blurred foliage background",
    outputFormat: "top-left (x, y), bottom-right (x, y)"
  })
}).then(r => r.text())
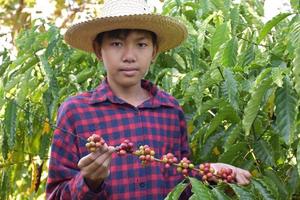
top-left (1, 0), bottom-right (300, 199)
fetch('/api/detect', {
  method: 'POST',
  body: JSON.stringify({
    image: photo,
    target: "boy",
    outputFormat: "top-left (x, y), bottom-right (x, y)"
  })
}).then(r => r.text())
top-left (46, 0), bottom-right (251, 199)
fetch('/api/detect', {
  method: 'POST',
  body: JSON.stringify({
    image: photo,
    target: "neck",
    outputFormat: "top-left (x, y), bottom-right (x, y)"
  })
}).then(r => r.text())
top-left (107, 79), bottom-right (149, 107)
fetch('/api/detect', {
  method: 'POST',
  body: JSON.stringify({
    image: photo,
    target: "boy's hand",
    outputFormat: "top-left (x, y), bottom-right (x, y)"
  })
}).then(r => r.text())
top-left (78, 144), bottom-right (115, 190)
top-left (211, 163), bottom-right (252, 185)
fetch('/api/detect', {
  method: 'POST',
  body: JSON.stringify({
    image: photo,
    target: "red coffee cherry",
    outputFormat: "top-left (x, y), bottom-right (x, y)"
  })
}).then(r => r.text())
top-left (135, 145), bottom-right (155, 165)
top-left (216, 167), bottom-right (236, 183)
top-left (116, 139), bottom-right (134, 155)
top-left (86, 134), bottom-right (106, 152)
top-left (161, 153), bottom-right (178, 169)
top-left (198, 163), bottom-right (215, 182)
top-left (85, 134), bottom-right (240, 186)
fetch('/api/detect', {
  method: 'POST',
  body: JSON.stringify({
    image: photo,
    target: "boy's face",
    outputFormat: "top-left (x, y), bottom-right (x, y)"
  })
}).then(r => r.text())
top-left (95, 30), bottom-right (157, 88)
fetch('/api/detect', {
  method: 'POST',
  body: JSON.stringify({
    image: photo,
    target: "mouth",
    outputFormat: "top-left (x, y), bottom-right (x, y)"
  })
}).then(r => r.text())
top-left (119, 67), bottom-right (139, 76)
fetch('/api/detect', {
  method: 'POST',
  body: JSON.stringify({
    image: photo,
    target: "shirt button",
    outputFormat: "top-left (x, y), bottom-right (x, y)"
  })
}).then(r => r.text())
top-left (139, 182), bottom-right (145, 188)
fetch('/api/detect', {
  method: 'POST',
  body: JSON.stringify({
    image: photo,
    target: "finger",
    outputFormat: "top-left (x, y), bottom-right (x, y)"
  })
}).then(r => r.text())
top-left (82, 148), bottom-right (114, 174)
top-left (236, 168), bottom-right (252, 180)
top-left (244, 170), bottom-right (252, 179)
top-left (79, 143), bottom-right (115, 168)
top-left (78, 150), bottom-right (103, 168)
top-left (236, 174), bottom-right (250, 185)
top-left (78, 144), bottom-right (112, 168)
top-left (208, 176), bottom-right (218, 183)
top-left (97, 154), bottom-right (113, 178)
top-left (87, 152), bottom-right (113, 180)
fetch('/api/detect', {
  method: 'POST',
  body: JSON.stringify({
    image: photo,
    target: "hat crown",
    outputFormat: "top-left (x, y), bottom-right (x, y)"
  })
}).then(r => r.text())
top-left (101, 0), bottom-right (151, 17)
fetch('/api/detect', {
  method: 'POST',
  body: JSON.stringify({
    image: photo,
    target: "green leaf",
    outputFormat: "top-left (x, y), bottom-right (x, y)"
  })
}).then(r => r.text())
top-left (258, 176), bottom-right (279, 199)
top-left (25, 102), bottom-right (34, 137)
top-left (4, 74), bottom-right (22, 92)
top-left (242, 70), bottom-right (273, 136)
top-left (275, 77), bottom-right (298, 145)
top-left (224, 124), bottom-right (241, 151)
top-left (264, 169), bottom-right (288, 199)
top-left (39, 54), bottom-right (59, 98)
top-left (239, 44), bottom-right (255, 67)
top-left (0, 82), bottom-right (3, 108)
top-left (290, 0), bottom-right (300, 13)
top-left (15, 55), bottom-right (38, 76)
top-left (271, 67), bottom-right (288, 88)
top-left (204, 103), bottom-right (239, 142)
top-left (211, 187), bottom-right (231, 200)
top-left (75, 67), bottom-right (95, 84)
top-left (200, 131), bottom-right (224, 161)
top-left (0, 59), bottom-right (11, 77)
top-left (1, 122), bottom-right (9, 160)
top-left (297, 140), bottom-right (300, 177)
top-left (9, 53), bottom-right (31, 69)
top-left (222, 68), bottom-right (239, 110)
top-left (210, 22), bottom-right (230, 59)
top-left (39, 133), bottom-right (52, 159)
top-left (222, 37), bottom-right (238, 68)
top-left (229, 184), bottom-right (256, 200)
top-left (164, 181), bottom-right (188, 200)
top-left (230, 6), bottom-right (240, 34)
top-left (4, 99), bottom-right (17, 149)
top-left (251, 178), bottom-right (276, 200)
top-left (45, 37), bottom-right (59, 58)
top-left (218, 142), bottom-right (247, 164)
top-left (290, 20), bottom-right (300, 49)
top-left (292, 47), bottom-right (300, 95)
top-left (253, 140), bottom-right (275, 166)
top-left (189, 177), bottom-right (214, 200)
top-left (0, 171), bottom-right (9, 200)
top-left (197, 14), bottom-right (215, 52)
top-left (210, 0), bottom-right (230, 17)
top-left (257, 13), bottom-right (292, 43)
top-left (287, 165), bottom-right (300, 196)
top-left (16, 69), bottom-right (32, 105)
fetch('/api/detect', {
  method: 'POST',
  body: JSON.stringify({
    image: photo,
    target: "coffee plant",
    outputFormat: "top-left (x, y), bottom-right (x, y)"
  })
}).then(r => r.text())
top-left (1, 0), bottom-right (300, 199)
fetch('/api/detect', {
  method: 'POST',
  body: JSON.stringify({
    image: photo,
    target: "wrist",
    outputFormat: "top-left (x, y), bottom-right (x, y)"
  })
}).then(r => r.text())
top-left (84, 177), bottom-right (104, 192)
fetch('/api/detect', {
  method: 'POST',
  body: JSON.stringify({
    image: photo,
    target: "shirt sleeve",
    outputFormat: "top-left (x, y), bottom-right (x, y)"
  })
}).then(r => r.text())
top-left (46, 101), bottom-right (110, 199)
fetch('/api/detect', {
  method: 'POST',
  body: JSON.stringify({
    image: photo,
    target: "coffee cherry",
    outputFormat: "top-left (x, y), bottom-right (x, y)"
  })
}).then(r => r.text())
top-left (135, 145), bottom-right (155, 165)
top-left (177, 157), bottom-right (191, 176)
top-left (86, 134), bottom-right (106, 152)
top-left (161, 153), bottom-right (178, 169)
top-left (189, 163), bottom-right (195, 169)
top-left (216, 167), bottom-right (236, 183)
top-left (116, 139), bottom-right (134, 155)
top-left (198, 163), bottom-right (215, 182)
top-left (85, 134), bottom-right (241, 186)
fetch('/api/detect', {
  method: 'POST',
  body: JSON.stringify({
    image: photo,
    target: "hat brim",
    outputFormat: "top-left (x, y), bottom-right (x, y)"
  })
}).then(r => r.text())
top-left (64, 14), bottom-right (187, 53)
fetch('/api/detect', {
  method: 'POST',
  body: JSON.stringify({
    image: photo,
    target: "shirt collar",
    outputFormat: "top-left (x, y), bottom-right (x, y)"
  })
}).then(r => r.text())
top-left (89, 78), bottom-right (177, 108)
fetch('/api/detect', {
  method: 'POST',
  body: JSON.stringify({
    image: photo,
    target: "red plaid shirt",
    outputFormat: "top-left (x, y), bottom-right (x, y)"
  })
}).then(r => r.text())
top-left (46, 79), bottom-right (190, 200)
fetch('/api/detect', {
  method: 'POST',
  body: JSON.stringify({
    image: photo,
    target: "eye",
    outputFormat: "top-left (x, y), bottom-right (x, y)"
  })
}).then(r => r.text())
top-left (111, 42), bottom-right (122, 47)
top-left (138, 43), bottom-right (148, 48)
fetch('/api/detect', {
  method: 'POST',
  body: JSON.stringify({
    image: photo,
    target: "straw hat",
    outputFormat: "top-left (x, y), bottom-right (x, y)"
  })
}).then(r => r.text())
top-left (64, 0), bottom-right (188, 53)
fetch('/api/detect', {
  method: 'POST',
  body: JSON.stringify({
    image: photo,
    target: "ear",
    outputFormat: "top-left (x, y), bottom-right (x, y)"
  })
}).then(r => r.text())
top-left (93, 41), bottom-right (103, 61)
top-left (151, 44), bottom-right (158, 63)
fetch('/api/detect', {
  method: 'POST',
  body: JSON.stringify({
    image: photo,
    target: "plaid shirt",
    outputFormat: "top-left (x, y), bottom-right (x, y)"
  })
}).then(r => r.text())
top-left (46, 79), bottom-right (190, 200)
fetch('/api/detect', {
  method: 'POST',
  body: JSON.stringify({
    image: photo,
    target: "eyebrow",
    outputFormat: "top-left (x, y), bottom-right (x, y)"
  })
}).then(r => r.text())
top-left (108, 34), bottom-right (152, 41)
top-left (135, 36), bottom-right (151, 41)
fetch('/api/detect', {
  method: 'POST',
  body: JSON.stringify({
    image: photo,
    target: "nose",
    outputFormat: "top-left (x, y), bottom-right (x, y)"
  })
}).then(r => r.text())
top-left (122, 45), bottom-right (136, 63)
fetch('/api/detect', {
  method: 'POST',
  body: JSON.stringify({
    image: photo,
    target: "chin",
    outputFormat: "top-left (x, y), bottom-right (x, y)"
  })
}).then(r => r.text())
top-left (118, 78), bottom-right (141, 88)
